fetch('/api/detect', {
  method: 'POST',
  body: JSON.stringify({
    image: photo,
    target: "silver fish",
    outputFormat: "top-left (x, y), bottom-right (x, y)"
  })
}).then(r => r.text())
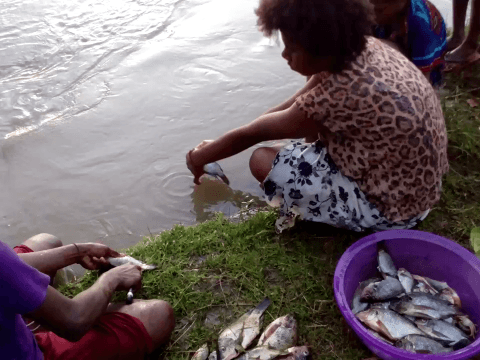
top-left (218, 298), bottom-right (271, 360)
top-left (235, 346), bottom-right (285, 360)
top-left (356, 308), bottom-right (426, 342)
top-left (360, 276), bottom-right (404, 302)
top-left (377, 249), bottom-right (397, 278)
top-left (351, 278), bottom-right (380, 314)
top-left (368, 329), bottom-right (394, 345)
top-left (203, 162), bottom-right (230, 185)
top-left (390, 300), bottom-right (447, 320)
top-left (415, 318), bottom-right (471, 349)
top-left (397, 268), bottom-right (414, 294)
top-left (420, 276), bottom-right (449, 292)
top-left (370, 301), bottom-right (392, 310)
top-left (402, 293), bottom-right (459, 319)
top-left (395, 334), bottom-right (453, 354)
top-left (208, 351), bottom-right (218, 360)
top-left (276, 346), bottom-right (310, 360)
top-left (107, 256), bottom-right (157, 271)
top-left (192, 344), bottom-right (209, 360)
top-left (257, 314), bottom-right (297, 351)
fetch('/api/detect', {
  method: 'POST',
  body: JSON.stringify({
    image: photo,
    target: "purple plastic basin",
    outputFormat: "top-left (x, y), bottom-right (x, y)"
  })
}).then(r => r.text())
top-left (334, 229), bottom-right (480, 360)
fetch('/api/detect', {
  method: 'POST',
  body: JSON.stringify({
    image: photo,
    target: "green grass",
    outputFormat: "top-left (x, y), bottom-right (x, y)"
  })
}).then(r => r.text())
top-left (60, 65), bottom-right (480, 360)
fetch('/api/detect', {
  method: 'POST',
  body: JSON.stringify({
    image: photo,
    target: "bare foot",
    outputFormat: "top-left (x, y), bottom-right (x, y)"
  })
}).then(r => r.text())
top-left (446, 35), bottom-right (465, 52)
top-left (445, 41), bottom-right (480, 63)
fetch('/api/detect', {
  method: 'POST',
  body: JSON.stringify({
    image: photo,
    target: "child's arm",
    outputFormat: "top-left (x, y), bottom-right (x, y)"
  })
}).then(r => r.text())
top-left (262, 74), bottom-right (320, 115)
top-left (187, 103), bottom-right (319, 183)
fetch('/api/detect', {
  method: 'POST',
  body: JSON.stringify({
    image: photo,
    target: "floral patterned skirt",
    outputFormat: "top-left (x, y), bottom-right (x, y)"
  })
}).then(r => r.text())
top-left (262, 140), bottom-right (430, 233)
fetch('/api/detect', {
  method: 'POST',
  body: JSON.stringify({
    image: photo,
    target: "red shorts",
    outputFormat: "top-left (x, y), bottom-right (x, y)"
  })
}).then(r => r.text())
top-left (13, 245), bottom-right (154, 359)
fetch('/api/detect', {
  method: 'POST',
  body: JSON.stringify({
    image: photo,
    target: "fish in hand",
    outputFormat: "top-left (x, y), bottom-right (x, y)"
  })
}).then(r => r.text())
top-left (203, 162), bottom-right (230, 185)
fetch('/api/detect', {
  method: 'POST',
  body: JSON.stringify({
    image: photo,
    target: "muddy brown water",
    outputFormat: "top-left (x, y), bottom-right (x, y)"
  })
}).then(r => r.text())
top-left (0, 0), bottom-right (455, 275)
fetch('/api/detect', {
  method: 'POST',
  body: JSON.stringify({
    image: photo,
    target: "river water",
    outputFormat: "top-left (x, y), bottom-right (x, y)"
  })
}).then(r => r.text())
top-left (0, 0), bottom-right (456, 254)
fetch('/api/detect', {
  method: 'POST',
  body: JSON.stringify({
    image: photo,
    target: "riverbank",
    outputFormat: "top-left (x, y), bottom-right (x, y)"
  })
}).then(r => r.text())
top-left (60, 64), bottom-right (480, 359)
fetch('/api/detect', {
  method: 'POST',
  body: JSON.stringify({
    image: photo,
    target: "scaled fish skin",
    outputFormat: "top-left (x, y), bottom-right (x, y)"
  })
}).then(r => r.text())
top-left (395, 334), bottom-right (453, 354)
top-left (455, 315), bottom-right (477, 338)
top-left (218, 298), bottom-right (271, 360)
top-left (360, 276), bottom-right (404, 302)
top-left (377, 249), bottom-right (397, 278)
top-left (356, 308), bottom-right (427, 342)
top-left (203, 162), bottom-right (230, 185)
top-left (257, 314), bottom-right (297, 351)
top-left (390, 300), bottom-right (445, 320)
top-left (192, 344), bottom-right (209, 360)
top-left (107, 255), bottom-right (157, 271)
top-left (208, 350), bottom-right (218, 360)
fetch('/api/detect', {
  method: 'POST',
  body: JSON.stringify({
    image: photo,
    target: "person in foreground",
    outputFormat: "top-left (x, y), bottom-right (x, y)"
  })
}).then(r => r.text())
top-left (186, 0), bottom-right (449, 234)
top-left (369, 0), bottom-right (447, 87)
top-left (1, 233), bottom-right (174, 360)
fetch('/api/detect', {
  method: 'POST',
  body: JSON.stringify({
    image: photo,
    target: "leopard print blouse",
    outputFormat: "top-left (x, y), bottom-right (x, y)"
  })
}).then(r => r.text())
top-left (295, 37), bottom-right (449, 222)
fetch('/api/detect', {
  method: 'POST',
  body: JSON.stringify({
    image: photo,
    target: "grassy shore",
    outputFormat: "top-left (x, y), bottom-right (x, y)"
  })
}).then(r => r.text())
top-left (60, 66), bottom-right (480, 359)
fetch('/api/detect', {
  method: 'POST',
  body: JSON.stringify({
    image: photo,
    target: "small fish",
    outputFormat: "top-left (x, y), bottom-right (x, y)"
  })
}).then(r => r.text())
top-left (203, 162), bottom-right (230, 185)
top-left (360, 276), bottom-right (404, 302)
top-left (377, 248), bottom-right (397, 278)
top-left (395, 334), bottom-right (453, 354)
top-left (415, 318), bottom-right (471, 349)
top-left (218, 298), bottom-right (271, 360)
top-left (397, 268), bottom-right (414, 294)
top-left (402, 293), bottom-right (459, 319)
top-left (192, 344), bottom-right (209, 360)
top-left (277, 346), bottom-right (310, 360)
top-left (235, 346), bottom-right (285, 360)
top-left (356, 308), bottom-right (426, 342)
top-left (370, 301), bottom-right (392, 310)
top-left (420, 276), bottom-right (450, 292)
top-left (351, 278), bottom-right (380, 314)
top-left (107, 255), bottom-right (157, 271)
top-left (257, 314), bottom-right (297, 351)
top-left (390, 300), bottom-right (446, 320)
top-left (208, 350), bottom-right (218, 360)
top-left (455, 315), bottom-right (477, 338)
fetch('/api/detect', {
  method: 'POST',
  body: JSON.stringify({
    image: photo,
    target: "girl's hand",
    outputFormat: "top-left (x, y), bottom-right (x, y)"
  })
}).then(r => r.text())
top-left (186, 140), bottom-right (214, 185)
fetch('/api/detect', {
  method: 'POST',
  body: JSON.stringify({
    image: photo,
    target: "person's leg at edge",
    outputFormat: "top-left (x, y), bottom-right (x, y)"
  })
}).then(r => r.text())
top-left (447, 0), bottom-right (470, 51)
top-left (249, 146), bottom-right (283, 184)
top-left (447, 0), bottom-right (480, 62)
top-left (106, 299), bottom-right (175, 350)
top-left (19, 233), bottom-right (63, 280)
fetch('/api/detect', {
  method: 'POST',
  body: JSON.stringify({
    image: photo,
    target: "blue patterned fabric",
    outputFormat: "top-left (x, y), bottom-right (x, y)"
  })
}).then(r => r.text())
top-left (374, 0), bottom-right (447, 86)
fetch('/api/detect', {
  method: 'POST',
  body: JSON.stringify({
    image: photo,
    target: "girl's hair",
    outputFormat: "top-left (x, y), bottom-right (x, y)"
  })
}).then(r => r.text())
top-left (255, 0), bottom-right (375, 73)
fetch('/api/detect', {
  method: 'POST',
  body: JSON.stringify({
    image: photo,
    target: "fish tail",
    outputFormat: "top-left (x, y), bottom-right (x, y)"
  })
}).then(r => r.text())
top-left (142, 264), bottom-right (157, 270)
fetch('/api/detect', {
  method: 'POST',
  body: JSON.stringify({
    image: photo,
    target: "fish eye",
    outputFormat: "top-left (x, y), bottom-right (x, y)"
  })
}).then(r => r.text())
top-left (303, 351), bottom-right (309, 355)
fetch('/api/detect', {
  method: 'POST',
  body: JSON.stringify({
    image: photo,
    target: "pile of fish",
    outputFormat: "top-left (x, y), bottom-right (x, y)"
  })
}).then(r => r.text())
top-left (192, 298), bottom-right (309, 360)
top-left (351, 244), bottom-right (477, 354)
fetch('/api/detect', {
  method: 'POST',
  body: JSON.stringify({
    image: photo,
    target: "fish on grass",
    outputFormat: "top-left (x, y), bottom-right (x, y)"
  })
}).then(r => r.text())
top-left (107, 255), bottom-right (157, 271)
top-left (257, 314), bottom-right (297, 351)
top-left (218, 297), bottom-right (271, 360)
top-left (235, 346), bottom-right (308, 360)
top-left (192, 343), bottom-right (209, 360)
top-left (203, 162), bottom-right (230, 185)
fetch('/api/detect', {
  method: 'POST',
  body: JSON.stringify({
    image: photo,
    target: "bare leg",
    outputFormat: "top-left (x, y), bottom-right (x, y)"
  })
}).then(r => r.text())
top-left (249, 146), bottom-right (283, 183)
top-left (446, 0), bottom-right (480, 62)
top-left (447, 0), bottom-right (470, 51)
top-left (106, 299), bottom-right (175, 351)
top-left (22, 233), bottom-right (63, 280)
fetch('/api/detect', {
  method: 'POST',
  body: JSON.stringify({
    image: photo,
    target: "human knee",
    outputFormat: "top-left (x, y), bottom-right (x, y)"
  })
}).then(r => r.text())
top-left (24, 233), bottom-right (63, 250)
top-left (249, 147), bottom-right (271, 181)
top-left (151, 300), bottom-right (175, 330)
